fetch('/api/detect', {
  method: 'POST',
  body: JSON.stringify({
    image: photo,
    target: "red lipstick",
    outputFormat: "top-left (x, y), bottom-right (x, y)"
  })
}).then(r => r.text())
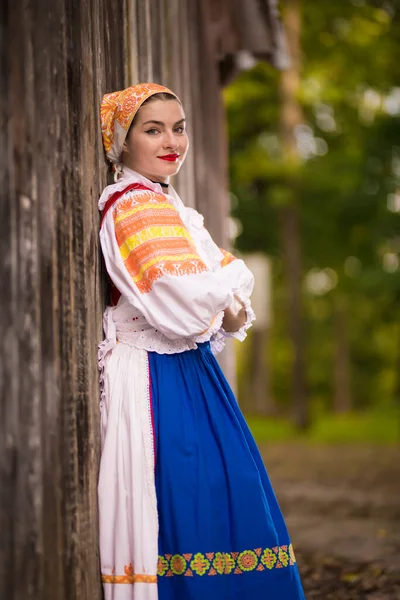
top-left (158, 154), bottom-right (179, 162)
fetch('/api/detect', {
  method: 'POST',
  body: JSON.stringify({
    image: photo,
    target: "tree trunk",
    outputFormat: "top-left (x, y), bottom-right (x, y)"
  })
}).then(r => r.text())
top-left (250, 328), bottom-right (276, 416)
top-left (395, 311), bottom-right (400, 442)
top-left (280, 205), bottom-right (308, 428)
top-left (279, 0), bottom-right (309, 429)
top-left (333, 298), bottom-right (352, 413)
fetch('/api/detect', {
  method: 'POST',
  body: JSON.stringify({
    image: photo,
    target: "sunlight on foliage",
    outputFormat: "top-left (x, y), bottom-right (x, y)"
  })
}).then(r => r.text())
top-left (225, 0), bottom-right (400, 424)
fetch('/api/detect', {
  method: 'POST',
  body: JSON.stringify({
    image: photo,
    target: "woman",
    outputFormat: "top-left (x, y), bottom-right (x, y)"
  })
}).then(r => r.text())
top-left (98, 82), bottom-right (305, 600)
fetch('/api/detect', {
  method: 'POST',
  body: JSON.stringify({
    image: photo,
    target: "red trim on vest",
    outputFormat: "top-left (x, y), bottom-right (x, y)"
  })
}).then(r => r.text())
top-left (100, 182), bottom-right (154, 227)
top-left (100, 182), bottom-right (154, 305)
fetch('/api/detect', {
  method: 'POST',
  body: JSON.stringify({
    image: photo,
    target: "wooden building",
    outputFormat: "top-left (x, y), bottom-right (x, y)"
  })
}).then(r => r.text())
top-left (0, 1), bottom-right (286, 598)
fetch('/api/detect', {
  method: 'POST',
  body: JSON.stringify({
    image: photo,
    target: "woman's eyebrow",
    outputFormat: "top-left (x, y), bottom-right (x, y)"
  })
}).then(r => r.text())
top-left (143, 120), bottom-right (164, 125)
top-left (142, 118), bottom-right (186, 126)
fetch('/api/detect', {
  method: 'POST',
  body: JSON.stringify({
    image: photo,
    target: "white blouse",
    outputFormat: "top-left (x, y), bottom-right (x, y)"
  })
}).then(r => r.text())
top-left (98, 167), bottom-right (255, 355)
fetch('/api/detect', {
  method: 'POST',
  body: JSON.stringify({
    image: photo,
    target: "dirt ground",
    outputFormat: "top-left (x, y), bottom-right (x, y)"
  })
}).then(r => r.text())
top-left (260, 443), bottom-right (400, 599)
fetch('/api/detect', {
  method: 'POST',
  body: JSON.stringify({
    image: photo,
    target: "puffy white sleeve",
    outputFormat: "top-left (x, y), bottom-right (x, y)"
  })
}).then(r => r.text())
top-left (100, 190), bottom-right (234, 341)
top-left (208, 249), bottom-right (256, 354)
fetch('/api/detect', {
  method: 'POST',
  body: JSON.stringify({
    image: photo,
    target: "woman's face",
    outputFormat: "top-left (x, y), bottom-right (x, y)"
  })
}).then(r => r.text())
top-left (122, 99), bottom-right (189, 183)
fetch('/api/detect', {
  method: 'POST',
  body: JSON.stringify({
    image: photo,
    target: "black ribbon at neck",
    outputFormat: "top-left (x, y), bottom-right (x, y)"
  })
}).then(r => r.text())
top-left (151, 179), bottom-right (169, 189)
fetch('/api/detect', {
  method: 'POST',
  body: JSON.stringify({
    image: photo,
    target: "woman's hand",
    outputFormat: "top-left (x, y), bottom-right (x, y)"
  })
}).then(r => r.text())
top-left (222, 296), bottom-right (247, 333)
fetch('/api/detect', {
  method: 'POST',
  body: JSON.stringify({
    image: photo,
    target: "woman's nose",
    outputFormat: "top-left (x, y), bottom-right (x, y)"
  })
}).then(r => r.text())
top-left (163, 131), bottom-right (178, 149)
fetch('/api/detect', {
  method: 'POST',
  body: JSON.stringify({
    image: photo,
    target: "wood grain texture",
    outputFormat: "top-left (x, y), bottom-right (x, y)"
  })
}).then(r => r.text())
top-left (0, 1), bottom-right (283, 597)
top-left (0, 0), bottom-right (123, 598)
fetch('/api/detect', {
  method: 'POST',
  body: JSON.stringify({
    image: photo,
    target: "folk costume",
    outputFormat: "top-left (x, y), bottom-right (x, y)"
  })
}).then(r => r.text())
top-left (98, 83), bottom-right (305, 600)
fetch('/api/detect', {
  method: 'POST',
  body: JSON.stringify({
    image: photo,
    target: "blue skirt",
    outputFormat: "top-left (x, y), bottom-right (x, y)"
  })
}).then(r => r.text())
top-left (149, 342), bottom-right (305, 599)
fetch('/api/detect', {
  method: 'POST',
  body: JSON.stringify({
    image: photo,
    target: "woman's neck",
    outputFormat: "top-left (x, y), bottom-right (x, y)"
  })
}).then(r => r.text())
top-left (121, 165), bottom-right (169, 189)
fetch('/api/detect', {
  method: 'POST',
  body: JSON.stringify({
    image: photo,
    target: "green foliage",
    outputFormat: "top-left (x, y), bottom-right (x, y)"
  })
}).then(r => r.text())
top-left (226, 1), bottom-right (400, 414)
top-left (245, 409), bottom-right (399, 445)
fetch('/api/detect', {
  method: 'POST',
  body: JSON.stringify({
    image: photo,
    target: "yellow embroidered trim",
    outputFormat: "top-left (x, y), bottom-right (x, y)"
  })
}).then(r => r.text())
top-left (114, 202), bottom-right (176, 225)
top-left (132, 254), bottom-right (201, 282)
top-left (120, 226), bottom-right (194, 260)
top-left (101, 563), bottom-right (157, 584)
top-left (102, 574), bottom-right (157, 584)
top-left (158, 544), bottom-right (296, 577)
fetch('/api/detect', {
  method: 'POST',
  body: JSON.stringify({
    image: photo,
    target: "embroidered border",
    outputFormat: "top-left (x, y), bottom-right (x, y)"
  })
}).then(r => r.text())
top-left (157, 543), bottom-right (296, 577)
top-left (102, 563), bottom-right (157, 584)
top-left (113, 194), bottom-right (209, 293)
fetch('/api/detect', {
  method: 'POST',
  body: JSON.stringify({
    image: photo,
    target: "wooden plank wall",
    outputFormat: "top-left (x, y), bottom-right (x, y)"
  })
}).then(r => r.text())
top-left (0, 1), bottom-right (124, 598)
top-left (0, 1), bottom-right (233, 599)
top-left (125, 0), bottom-right (229, 246)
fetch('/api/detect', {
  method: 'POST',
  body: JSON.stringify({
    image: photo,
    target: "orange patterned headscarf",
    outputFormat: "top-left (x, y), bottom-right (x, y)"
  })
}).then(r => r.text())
top-left (100, 83), bottom-right (179, 164)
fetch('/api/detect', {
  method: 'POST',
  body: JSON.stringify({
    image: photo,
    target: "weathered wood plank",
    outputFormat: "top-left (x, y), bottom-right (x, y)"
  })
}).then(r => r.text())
top-left (34, 0), bottom-right (65, 595)
top-left (0, 0), bottom-right (124, 598)
top-left (1, 0), bottom-right (282, 596)
top-left (136, 0), bottom-right (154, 81)
top-left (0, 0), bottom-right (20, 594)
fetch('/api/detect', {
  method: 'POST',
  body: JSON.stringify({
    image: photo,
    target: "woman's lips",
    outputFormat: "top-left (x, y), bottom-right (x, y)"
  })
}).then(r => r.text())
top-left (158, 154), bottom-right (179, 162)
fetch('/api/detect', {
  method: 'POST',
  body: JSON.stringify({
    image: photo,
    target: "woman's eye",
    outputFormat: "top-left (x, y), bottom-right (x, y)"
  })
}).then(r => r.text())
top-left (175, 127), bottom-right (185, 134)
top-left (145, 128), bottom-right (159, 135)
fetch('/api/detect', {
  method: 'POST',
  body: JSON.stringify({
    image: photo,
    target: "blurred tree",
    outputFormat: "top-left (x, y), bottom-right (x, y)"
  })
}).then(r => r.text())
top-left (225, 0), bottom-right (400, 421)
top-left (279, 0), bottom-right (309, 429)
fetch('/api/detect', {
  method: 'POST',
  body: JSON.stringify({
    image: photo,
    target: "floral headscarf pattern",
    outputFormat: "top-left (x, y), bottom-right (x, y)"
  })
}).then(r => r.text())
top-left (100, 83), bottom-right (179, 164)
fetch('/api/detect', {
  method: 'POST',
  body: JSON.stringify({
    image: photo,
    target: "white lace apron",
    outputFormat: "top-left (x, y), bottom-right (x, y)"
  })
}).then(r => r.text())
top-left (98, 302), bottom-right (159, 600)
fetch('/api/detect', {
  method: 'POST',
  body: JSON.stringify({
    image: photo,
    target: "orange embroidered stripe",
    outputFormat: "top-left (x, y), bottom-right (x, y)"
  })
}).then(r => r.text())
top-left (157, 543), bottom-right (297, 577)
top-left (115, 217), bottom-right (186, 245)
top-left (114, 204), bottom-right (197, 259)
top-left (102, 562), bottom-right (157, 584)
top-left (129, 237), bottom-right (197, 261)
top-left (113, 195), bottom-right (209, 293)
top-left (113, 191), bottom-right (164, 216)
top-left (115, 208), bottom-right (185, 236)
top-left (135, 259), bottom-right (208, 293)
top-left (114, 202), bottom-right (179, 225)
top-left (124, 243), bottom-right (198, 279)
top-left (101, 573), bottom-right (157, 584)
top-left (220, 248), bottom-right (237, 267)
top-left (126, 254), bottom-right (202, 281)
top-left (113, 193), bottom-right (181, 227)
top-left (118, 226), bottom-right (195, 260)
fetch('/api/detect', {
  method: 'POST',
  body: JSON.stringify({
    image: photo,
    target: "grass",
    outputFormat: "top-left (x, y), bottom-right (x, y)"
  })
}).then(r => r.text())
top-left (244, 409), bottom-right (400, 444)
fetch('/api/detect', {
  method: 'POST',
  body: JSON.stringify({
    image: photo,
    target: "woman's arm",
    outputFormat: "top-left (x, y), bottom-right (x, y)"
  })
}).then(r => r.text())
top-left (100, 190), bottom-right (234, 340)
top-left (216, 249), bottom-right (256, 341)
top-left (222, 296), bottom-right (247, 332)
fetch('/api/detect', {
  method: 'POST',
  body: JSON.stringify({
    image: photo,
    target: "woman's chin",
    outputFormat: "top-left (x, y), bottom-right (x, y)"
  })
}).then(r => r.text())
top-left (157, 161), bottom-right (182, 178)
